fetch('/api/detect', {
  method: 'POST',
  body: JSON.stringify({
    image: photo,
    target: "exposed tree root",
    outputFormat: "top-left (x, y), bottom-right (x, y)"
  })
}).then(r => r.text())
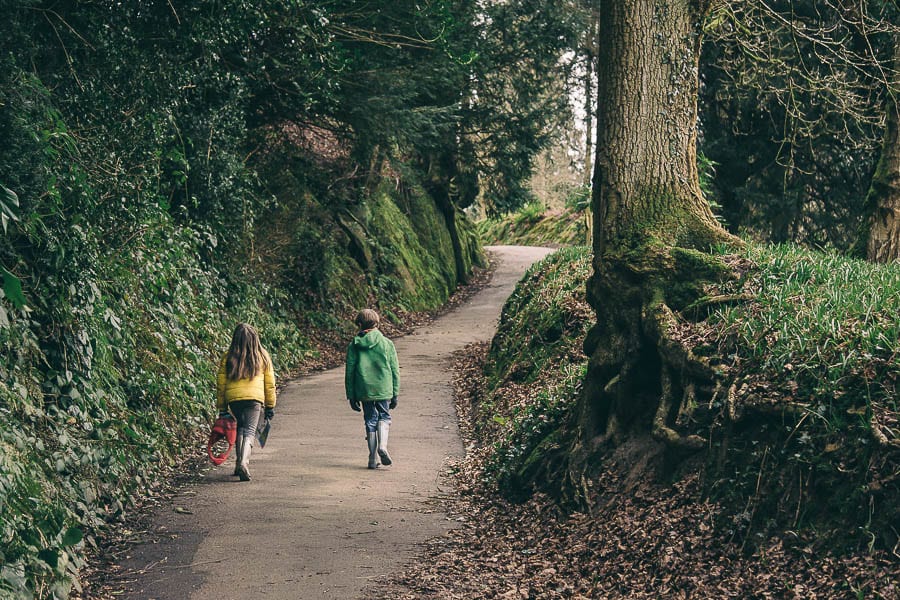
top-left (872, 418), bottom-right (900, 449)
top-left (684, 292), bottom-right (753, 314)
top-left (654, 367), bottom-right (705, 449)
top-left (644, 296), bottom-right (714, 450)
top-left (725, 379), bottom-right (811, 421)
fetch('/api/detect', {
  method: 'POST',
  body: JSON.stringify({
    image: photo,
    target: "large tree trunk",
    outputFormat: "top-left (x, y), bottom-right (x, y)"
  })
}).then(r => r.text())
top-left (863, 34), bottom-right (900, 263)
top-left (571, 0), bottom-right (736, 478)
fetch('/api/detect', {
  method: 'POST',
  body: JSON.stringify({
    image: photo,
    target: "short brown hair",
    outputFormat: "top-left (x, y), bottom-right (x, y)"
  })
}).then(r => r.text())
top-left (355, 309), bottom-right (380, 330)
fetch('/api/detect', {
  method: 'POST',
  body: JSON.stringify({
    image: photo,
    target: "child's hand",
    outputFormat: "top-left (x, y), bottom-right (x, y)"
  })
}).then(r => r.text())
top-left (349, 399), bottom-right (361, 412)
top-left (389, 396), bottom-right (397, 409)
top-left (265, 408), bottom-right (275, 420)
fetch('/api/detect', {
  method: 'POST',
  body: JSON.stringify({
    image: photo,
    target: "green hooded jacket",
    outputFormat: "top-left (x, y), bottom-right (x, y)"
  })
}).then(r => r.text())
top-left (345, 329), bottom-right (400, 401)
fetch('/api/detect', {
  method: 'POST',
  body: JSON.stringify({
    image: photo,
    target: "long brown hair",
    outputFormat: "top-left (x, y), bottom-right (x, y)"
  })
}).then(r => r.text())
top-left (226, 323), bottom-right (270, 381)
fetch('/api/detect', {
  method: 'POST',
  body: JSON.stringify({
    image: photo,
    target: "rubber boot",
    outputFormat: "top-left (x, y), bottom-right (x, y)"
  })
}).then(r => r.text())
top-left (367, 432), bottom-right (379, 469)
top-left (238, 437), bottom-right (253, 481)
top-left (233, 434), bottom-right (244, 476)
top-left (377, 420), bottom-right (392, 466)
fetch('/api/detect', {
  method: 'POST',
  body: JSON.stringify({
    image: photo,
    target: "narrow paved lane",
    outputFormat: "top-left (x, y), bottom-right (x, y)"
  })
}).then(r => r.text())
top-left (119, 246), bottom-right (553, 599)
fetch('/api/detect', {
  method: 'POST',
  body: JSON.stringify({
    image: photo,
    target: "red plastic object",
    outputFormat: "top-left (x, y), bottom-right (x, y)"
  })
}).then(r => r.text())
top-left (207, 415), bottom-right (237, 465)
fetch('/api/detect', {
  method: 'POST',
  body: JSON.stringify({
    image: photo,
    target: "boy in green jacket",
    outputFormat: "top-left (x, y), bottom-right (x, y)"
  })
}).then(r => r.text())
top-left (345, 309), bottom-right (400, 469)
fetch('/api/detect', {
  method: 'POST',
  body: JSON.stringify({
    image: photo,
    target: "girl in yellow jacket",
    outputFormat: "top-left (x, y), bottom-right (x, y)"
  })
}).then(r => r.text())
top-left (217, 323), bottom-right (276, 481)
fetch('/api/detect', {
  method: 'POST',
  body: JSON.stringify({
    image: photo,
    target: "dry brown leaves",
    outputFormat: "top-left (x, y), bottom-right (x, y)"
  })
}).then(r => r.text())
top-left (368, 346), bottom-right (900, 600)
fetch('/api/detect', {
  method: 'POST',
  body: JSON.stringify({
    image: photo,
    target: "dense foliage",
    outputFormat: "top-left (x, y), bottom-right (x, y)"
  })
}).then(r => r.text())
top-left (700, 1), bottom-right (900, 250)
top-left (0, 1), bottom-right (579, 597)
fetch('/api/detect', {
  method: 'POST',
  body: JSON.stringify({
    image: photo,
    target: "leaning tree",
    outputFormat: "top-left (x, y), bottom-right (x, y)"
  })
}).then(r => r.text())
top-left (571, 0), bottom-right (738, 473)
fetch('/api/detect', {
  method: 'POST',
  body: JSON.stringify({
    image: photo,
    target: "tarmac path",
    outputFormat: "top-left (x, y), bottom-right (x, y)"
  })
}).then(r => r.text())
top-left (118, 245), bottom-right (553, 600)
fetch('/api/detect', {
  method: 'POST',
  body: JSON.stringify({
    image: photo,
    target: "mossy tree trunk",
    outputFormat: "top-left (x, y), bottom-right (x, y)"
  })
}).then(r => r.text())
top-left (424, 151), bottom-right (479, 286)
top-left (435, 185), bottom-right (470, 286)
top-left (571, 0), bottom-right (737, 479)
top-left (862, 34), bottom-right (900, 263)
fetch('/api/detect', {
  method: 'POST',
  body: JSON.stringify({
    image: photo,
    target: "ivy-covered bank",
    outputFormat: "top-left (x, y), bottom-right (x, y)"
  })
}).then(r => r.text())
top-left (0, 1), bottom-right (520, 596)
top-left (0, 75), bottom-right (482, 600)
top-left (0, 151), bottom-right (481, 599)
top-left (466, 247), bottom-right (593, 496)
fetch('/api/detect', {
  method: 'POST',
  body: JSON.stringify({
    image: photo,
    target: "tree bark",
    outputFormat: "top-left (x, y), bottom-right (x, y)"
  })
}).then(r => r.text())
top-left (592, 0), bottom-right (724, 254)
top-left (425, 152), bottom-right (473, 285)
top-left (570, 0), bottom-right (735, 480)
top-left (864, 34), bottom-right (900, 263)
top-left (581, 5), bottom-right (598, 188)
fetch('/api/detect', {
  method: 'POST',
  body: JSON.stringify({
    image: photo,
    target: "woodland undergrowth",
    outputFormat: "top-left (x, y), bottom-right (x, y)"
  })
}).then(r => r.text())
top-left (374, 243), bottom-right (900, 599)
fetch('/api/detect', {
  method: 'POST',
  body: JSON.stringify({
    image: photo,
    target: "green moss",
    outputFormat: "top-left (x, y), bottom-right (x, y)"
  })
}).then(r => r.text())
top-left (488, 247), bottom-right (593, 383)
top-left (368, 187), bottom-right (454, 311)
top-left (389, 181), bottom-right (459, 285)
top-left (456, 209), bottom-right (486, 273)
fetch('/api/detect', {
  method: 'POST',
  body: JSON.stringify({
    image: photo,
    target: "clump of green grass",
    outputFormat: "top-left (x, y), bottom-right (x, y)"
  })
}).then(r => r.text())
top-left (708, 243), bottom-right (900, 419)
top-left (477, 204), bottom-right (588, 247)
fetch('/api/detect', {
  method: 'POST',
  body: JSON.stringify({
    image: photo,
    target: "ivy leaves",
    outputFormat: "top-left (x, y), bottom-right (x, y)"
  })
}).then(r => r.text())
top-left (1, 184), bottom-right (19, 234)
top-left (0, 183), bottom-right (26, 319)
top-left (1, 267), bottom-right (26, 311)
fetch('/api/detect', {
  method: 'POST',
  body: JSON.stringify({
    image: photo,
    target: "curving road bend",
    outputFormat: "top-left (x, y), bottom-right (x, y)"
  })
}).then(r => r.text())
top-left (118, 245), bottom-right (554, 600)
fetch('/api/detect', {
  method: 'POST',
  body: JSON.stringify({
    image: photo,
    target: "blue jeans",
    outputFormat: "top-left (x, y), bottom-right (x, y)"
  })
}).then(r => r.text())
top-left (362, 400), bottom-right (391, 433)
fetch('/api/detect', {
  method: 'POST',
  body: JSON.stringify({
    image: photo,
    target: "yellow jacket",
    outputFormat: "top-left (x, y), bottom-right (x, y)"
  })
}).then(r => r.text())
top-left (216, 353), bottom-right (276, 411)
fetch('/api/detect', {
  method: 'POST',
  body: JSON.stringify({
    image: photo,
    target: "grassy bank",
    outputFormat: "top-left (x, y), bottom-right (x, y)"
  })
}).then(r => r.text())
top-left (477, 202), bottom-right (589, 247)
top-left (411, 243), bottom-right (899, 598)
top-left (698, 243), bottom-right (900, 547)
top-left (474, 242), bottom-right (899, 546)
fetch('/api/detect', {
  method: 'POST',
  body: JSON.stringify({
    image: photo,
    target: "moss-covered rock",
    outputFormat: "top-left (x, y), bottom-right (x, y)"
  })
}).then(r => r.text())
top-left (255, 150), bottom-right (483, 319)
top-left (367, 182), bottom-right (456, 311)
